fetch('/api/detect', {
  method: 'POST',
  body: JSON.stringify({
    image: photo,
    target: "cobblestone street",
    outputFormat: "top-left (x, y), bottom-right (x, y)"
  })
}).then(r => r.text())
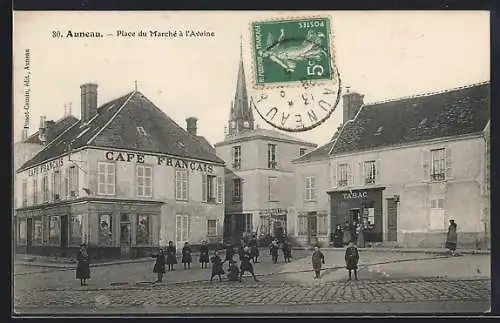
top-left (14, 250), bottom-right (491, 314)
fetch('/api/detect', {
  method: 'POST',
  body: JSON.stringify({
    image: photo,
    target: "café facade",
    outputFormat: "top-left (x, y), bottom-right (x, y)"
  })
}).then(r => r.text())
top-left (15, 84), bottom-right (225, 259)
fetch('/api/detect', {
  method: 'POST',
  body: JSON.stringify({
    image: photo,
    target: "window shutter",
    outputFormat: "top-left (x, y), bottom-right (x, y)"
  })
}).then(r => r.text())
top-left (201, 174), bottom-right (207, 202)
top-left (445, 147), bottom-right (452, 180)
top-left (421, 149), bottom-right (430, 182)
top-left (311, 176), bottom-right (317, 200)
top-left (303, 177), bottom-right (308, 200)
top-left (332, 163), bottom-right (337, 188)
top-left (217, 176), bottom-right (223, 203)
top-left (347, 163), bottom-right (353, 186)
top-left (376, 159), bottom-right (381, 184)
top-left (357, 161), bottom-right (363, 186)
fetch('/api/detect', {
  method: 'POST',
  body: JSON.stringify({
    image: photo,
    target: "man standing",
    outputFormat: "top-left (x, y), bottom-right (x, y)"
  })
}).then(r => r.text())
top-left (446, 219), bottom-right (458, 256)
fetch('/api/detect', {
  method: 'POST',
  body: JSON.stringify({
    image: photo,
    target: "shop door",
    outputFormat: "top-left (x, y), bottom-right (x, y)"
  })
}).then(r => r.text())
top-left (348, 208), bottom-right (361, 225)
top-left (120, 214), bottom-right (132, 258)
top-left (387, 198), bottom-right (398, 241)
top-left (307, 213), bottom-right (317, 245)
top-left (26, 218), bottom-right (33, 253)
top-left (60, 215), bottom-right (68, 249)
top-left (175, 215), bottom-right (189, 251)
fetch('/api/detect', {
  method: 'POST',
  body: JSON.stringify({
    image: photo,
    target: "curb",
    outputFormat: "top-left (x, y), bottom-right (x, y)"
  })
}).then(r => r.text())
top-left (292, 247), bottom-right (491, 255)
top-left (16, 257), bottom-right (152, 269)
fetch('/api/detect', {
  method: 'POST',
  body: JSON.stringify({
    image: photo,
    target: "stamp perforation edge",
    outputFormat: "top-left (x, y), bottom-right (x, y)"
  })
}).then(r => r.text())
top-left (248, 15), bottom-right (339, 91)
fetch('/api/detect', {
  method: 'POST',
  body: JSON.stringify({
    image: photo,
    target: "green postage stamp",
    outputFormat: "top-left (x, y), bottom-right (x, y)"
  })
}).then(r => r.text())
top-left (251, 16), bottom-right (335, 87)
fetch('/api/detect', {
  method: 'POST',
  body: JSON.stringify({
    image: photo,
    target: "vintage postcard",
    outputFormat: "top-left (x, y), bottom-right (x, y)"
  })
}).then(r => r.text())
top-left (12, 10), bottom-right (491, 315)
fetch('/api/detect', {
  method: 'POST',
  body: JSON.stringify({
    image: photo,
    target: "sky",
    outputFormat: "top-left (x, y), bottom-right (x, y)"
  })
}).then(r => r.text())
top-left (12, 11), bottom-right (490, 147)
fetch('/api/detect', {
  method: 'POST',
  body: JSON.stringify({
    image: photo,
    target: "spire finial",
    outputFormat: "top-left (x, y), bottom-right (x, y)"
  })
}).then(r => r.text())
top-left (134, 80), bottom-right (138, 91)
top-left (240, 34), bottom-right (243, 59)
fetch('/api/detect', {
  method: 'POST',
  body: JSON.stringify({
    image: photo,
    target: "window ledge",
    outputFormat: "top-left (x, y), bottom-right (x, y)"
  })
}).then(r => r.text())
top-left (304, 200), bottom-right (318, 203)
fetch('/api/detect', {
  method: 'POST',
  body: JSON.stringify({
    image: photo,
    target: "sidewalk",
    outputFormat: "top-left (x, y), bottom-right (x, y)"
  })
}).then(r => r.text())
top-left (293, 246), bottom-right (491, 255)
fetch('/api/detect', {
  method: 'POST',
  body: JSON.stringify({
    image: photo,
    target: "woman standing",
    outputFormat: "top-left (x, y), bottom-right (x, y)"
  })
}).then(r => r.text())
top-left (181, 242), bottom-right (192, 269)
top-left (76, 244), bottom-right (90, 286)
top-left (311, 246), bottom-right (325, 279)
top-left (199, 240), bottom-right (210, 269)
top-left (282, 239), bottom-right (292, 263)
top-left (210, 250), bottom-right (225, 282)
top-left (166, 241), bottom-right (178, 271)
top-left (446, 220), bottom-right (458, 256)
top-left (152, 248), bottom-right (166, 282)
top-left (333, 225), bottom-right (344, 248)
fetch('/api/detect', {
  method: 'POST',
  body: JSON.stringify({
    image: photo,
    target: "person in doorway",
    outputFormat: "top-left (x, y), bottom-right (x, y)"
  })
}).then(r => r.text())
top-left (357, 224), bottom-right (365, 248)
top-left (269, 239), bottom-right (279, 264)
top-left (342, 221), bottom-right (352, 246)
top-left (345, 241), bottom-right (360, 281)
top-left (249, 235), bottom-right (260, 263)
top-left (333, 225), bottom-right (344, 248)
top-left (181, 242), bottom-right (192, 269)
top-left (312, 245), bottom-right (325, 279)
top-left (210, 250), bottom-right (225, 282)
top-left (240, 246), bottom-right (259, 282)
top-left (76, 244), bottom-right (90, 286)
top-left (151, 248), bottom-right (166, 283)
top-left (166, 241), bottom-right (178, 271)
top-left (199, 240), bottom-right (210, 269)
top-left (282, 239), bottom-right (292, 263)
top-left (352, 221), bottom-right (359, 242)
top-left (224, 241), bottom-right (234, 263)
top-left (227, 259), bottom-right (241, 282)
top-left (446, 219), bottom-right (458, 256)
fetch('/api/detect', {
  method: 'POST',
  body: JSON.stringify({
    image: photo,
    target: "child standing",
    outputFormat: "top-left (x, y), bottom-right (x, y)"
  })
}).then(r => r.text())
top-left (181, 242), bottom-right (192, 269)
top-left (240, 246), bottom-right (259, 282)
top-left (76, 244), bottom-right (90, 286)
top-left (152, 248), bottom-right (166, 283)
top-left (269, 240), bottom-right (279, 264)
top-left (345, 241), bottom-right (360, 281)
top-left (227, 259), bottom-right (241, 282)
top-left (311, 246), bottom-right (325, 279)
top-left (199, 240), bottom-right (210, 269)
top-left (210, 250), bottom-right (225, 282)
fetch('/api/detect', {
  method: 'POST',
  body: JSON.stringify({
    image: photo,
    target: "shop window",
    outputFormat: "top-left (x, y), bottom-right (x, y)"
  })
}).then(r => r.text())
top-left (98, 214), bottom-right (113, 245)
top-left (207, 219), bottom-right (217, 237)
top-left (268, 176), bottom-right (279, 201)
top-left (18, 218), bottom-right (27, 244)
top-left (298, 216), bottom-right (307, 236)
top-left (69, 215), bottom-right (83, 246)
top-left (120, 213), bottom-right (131, 246)
top-left (268, 144), bottom-right (277, 169)
top-left (33, 218), bottom-right (43, 245)
top-left (233, 178), bottom-right (242, 202)
top-left (137, 165), bottom-right (153, 197)
top-left (338, 164), bottom-right (349, 187)
top-left (317, 215), bottom-right (328, 235)
top-left (430, 198), bottom-right (445, 230)
top-left (430, 148), bottom-right (446, 181)
top-left (175, 169), bottom-right (189, 201)
top-left (364, 160), bottom-right (376, 185)
top-left (304, 176), bottom-right (317, 201)
top-left (48, 216), bottom-right (60, 245)
top-left (232, 146), bottom-right (241, 170)
top-left (32, 178), bottom-right (38, 205)
top-left (98, 162), bottom-right (116, 195)
top-left (68, 166), bottom-right (79, 197)
top-left (21, 180), bottom-right (28, 207)
top-left (136, 215), bottom-right (150, 245)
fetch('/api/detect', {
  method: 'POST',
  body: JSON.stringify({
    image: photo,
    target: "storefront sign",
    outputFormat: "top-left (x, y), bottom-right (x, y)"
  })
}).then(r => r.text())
top-left (28, 158), bottom-right (64, 177)
top-left (260, 208), bottom-right (286, 216)
top-left (342, 191), bottom-right (368, 200)
top-left (104, 151), bottom-right (214, 173)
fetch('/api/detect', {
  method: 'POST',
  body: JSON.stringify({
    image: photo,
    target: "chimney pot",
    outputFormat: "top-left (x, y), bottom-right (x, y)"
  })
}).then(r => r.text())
top-left (80, 83), bottom-right (98, 123)
top-left (186, 117), bottom-right (198, 136)
top-left (342, 90), bottom-right (364, 123)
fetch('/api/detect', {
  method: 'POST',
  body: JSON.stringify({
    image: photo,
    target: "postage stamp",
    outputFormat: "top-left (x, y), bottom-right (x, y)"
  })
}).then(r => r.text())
top-left (251, 16), bottom-right (336, 88)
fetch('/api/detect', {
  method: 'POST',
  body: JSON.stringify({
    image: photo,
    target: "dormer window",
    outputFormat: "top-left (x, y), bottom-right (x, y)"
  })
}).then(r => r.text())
top-left (375, 126), bottom-right (383, 136)
top-left (136, 126), bottom-right (147, 136)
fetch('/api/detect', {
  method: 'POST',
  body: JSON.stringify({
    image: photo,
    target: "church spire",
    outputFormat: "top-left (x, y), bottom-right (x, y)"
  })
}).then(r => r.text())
top-left (227, 36), bottom-right (254, 137)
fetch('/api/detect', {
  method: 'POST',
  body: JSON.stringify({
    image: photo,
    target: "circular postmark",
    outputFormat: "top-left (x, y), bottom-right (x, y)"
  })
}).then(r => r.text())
top-left (249, 17), bottom-right (342, 132)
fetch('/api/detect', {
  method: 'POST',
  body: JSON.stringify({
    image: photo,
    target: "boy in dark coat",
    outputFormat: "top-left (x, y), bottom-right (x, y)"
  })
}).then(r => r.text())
top-left (181, 242), bottom-right (192, 269)
top-left (249, 235), bottom-right (260, 263)
top-left (166, 241), bottom-right (178, 271)
top-left (152, 248), bottom-right (166, 282)
top-left (199, 240), bottom-right (210, 268)
top-left (345, 241), bottom-right (360, 280)
top-left (227, 259), bottom-right (241, 282)
top-left (76, 244), bottom-right (90, 286)
top-left (240, 246), bottom-right (259, 282)
top-left (269, 240), bottom-right (279, 264)
top-left (282, 239), bottom-right (292, 263)
top-left (312, 245), bottom-right (325, 279)
top-left (210, 250), bottom-right (225, 282)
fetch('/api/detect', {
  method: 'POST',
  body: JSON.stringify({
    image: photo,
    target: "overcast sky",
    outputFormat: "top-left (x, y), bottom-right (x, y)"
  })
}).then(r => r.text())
top-left (13, 11), bottom-right (489, 147)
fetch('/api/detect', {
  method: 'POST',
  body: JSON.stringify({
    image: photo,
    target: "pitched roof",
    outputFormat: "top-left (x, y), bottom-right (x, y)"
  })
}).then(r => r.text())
top-left (292, 140), bottom-right (335, 163)
top-left (24, 115), bottom-right (79, 144)
top-left (18, 91), bottom-right (225, 172)
top-left (331, 82), bottom-right (490, 155)
top-left (194, 135), bottom-right (216, 154)
top-left (216, 128), bottom-right (317, 147)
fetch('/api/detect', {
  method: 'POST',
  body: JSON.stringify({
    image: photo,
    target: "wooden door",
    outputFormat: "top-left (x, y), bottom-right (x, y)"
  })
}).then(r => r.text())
top-left (387, 198), bottom-right (398, 241)
top-left (307, 214), bottom-right (317, 245)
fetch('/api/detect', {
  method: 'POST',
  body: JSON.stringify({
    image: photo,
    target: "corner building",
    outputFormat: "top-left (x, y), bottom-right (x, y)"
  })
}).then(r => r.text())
top-left (292, 83), bottom-right (490, 249)
top-left (15, 84), bottom-right (225, 259)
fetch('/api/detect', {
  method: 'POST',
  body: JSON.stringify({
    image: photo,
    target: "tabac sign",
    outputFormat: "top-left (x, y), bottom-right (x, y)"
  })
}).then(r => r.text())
top-left (341, 191), bottom-right (368, 200)
top-left (104, 151), bottom-right (214, 173)
top-left (28, 158), bottom-right (64, 177)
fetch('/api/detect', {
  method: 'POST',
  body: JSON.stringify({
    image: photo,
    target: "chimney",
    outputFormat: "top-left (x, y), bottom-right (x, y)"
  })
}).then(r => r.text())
top-left (45, 120), bottom-right (55, 141)
top-left (80, 83), bottom-right (98, 123)
top-left (342, 88), bottom-right (364, 123)
top-left (38, 116), bottom-right (47, 144)
top-left (21, 128), bottom-right (28, 141)
top-left (186, 117), bottom-right (198, 136)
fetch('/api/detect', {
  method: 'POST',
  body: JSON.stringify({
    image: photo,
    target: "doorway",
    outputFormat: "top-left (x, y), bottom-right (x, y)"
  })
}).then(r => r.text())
top-left (387, 198), bottom-right (398, 241)
top-left (26, 218), bottom-right (33, 254)
top-left (307, 212), bottom-right (317, 245)
top-left (348, 208), bottom-right (361, 224)
top-left (120, 213), bottom-right (132, 258)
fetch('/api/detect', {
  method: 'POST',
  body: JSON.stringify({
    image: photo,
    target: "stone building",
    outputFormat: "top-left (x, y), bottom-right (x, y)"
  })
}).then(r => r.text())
top-left (214, 48), bottom-right (317, 243)
top-left (15, 83), bottom-right (225, 259)
top-left (292, 82), bottom-right (490, 249)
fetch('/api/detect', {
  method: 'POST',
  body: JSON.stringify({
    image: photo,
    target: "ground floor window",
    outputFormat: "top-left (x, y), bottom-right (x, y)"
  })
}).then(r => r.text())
top-left (33, 218), bottom-right (43, 245)
top-left (207, 219), bottom-right (217, 237)
top-left (18, 218), bottom-right (27, 244)
top-left (298, 216), bottom-right (307, 236)
top-left (48, 216), bottom-right (60, 245)
top-left (99, 214), bottom-right (114, 245)
top-left (120, 213), bottom-right (131, 246)
top-left (317, 214), bottom-right (328, 235)
top-left (69, 215), bottom-right (83, 246)
top-left (136, 215), bottom-right (150, 245)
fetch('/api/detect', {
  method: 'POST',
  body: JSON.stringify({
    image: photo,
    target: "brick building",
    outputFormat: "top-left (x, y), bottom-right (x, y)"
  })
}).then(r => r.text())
top-left (292, 82), bottom-right (490, 249)
top-left (15, 83), bottom-right (225, 259)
